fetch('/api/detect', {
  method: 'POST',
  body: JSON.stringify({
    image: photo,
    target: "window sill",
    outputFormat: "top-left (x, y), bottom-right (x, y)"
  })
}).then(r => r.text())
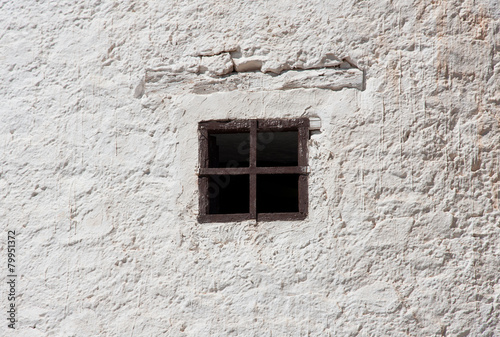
top-left (198, 212), bottom-right (307, 223)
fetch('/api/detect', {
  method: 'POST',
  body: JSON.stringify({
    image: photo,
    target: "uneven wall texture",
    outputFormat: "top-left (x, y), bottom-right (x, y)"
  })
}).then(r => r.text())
top-left (1, 0), bottom-right (500, 336)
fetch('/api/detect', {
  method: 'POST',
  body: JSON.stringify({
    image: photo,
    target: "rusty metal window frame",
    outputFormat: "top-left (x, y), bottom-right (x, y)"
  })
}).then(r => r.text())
top-left (198, 118), bottom-right (309, 223)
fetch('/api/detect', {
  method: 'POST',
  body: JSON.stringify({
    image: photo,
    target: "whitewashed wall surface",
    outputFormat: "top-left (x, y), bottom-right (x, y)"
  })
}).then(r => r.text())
top-left (1, 0), bottom-right (500, 336)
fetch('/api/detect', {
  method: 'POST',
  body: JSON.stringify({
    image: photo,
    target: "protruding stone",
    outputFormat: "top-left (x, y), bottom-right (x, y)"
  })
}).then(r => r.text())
top-left (200, 53), bottom-right (234, 76)
top-left (232, 56), bottom-right (264, 72)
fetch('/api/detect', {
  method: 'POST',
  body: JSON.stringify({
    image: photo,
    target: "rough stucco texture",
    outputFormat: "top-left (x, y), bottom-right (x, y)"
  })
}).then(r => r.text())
top-left (1, 0), bottom-right (500, 336)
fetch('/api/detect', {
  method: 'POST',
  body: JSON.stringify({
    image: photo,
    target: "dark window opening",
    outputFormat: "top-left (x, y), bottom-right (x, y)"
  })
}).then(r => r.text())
top-left (257, 131), bottom-right (298, 167)
top-left (198, 118), bottom-right (309, 222)
top-left (209, 133), bottom-right (250, 168)
top-left (257, 174), bottom-right (299, 213)
top-left (208, 175), bottom-right (249, 214)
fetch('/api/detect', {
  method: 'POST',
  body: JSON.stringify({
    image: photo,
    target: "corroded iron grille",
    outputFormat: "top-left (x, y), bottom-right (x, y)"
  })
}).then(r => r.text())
top-left (198, 118), bottom-right (309, 222)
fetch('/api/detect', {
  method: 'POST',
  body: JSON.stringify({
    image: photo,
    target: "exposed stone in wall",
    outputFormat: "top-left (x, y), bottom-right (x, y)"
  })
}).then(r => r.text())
top-left (141, 51), bottom-right (363, 95)
top-left (144, 67), bottom-right (363, 95)
top-left (1, 1), bottom-right (499, 336)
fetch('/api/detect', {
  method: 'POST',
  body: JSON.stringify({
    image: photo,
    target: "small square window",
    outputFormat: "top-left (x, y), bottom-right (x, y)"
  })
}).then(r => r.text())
top-left (198, 118), bottom-right (309, 222)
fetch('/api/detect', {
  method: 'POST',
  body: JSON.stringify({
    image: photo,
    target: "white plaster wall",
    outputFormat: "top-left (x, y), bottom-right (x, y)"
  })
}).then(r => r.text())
top-left (1, 0), bottom-right (499, 336)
